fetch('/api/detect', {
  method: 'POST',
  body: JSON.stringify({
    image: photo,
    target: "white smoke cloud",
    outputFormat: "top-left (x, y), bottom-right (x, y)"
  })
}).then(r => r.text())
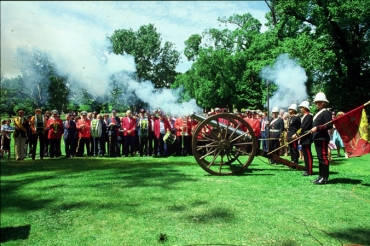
top-left (260, 54), bottom-right (308, 112)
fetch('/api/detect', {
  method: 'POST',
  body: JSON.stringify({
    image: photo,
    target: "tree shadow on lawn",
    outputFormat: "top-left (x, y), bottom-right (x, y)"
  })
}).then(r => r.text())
top-left (1, 159), bottom-right (201, 212)
top-left (330, 227), bottom-right (370, 245)
top-left (328, 178), bottom-right (363, 185)
top-left (0, 224), bottom-right (31, 243)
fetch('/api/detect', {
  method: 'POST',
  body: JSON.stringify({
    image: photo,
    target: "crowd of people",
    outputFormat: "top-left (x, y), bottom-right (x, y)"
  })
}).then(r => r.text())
top-left (1, 92), bottom-right (345, 185)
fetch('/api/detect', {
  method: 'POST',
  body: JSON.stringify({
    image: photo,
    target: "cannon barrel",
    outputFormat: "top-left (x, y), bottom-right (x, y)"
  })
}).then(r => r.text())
top-left (190, 113), bottom-right (253, 141)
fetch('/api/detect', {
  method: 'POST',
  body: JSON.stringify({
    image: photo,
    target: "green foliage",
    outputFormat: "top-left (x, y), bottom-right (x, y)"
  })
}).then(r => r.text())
top-left (271, 0), bottom-right (370, 111)
top-left (109, 24), bottom-right (180, 89)
top-left (47, 76), bottom-right (69, 112)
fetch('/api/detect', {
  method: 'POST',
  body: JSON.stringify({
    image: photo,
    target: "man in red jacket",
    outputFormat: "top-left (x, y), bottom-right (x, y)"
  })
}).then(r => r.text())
top-left (154, 112), bottom-right (171, 157)
top-left (76, 111), bottom-right (91, 157)
top-left (47, 110), bottom-right (63, 158)
top-left (122, 110), bottom-right (136, 157)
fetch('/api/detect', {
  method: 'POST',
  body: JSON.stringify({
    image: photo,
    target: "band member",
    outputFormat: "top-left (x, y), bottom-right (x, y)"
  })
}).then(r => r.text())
top-left (90, 114), bottom-right (103, 157)
top-left (122, 110), bottom-right (136, 157)
top-left (13, 109), bottom-right (30, 161)
top-left (107, 109), bottom-right (121, 157)
top-left (101, 113), bottom-right (109, 156)
top-left (30, 108), bottom-right (47, 160)
top-left (47, 110), bottom-right (63, 158)
top-left (1, 119), bottom-right (14, 159)
top-left (154, 112), bottom-right (171, 157)
top-left (148, 113), bottom-right (158, 156)
top-left (287, 103), bottom-right (301, 165)
top-left (174, 115), bottom-right (190, 156)
top-left (167, 115), bottom-right (176, 156)
top-left (63, 113), bottom-right (77, 158)
top-left (294, 100), bottom-right (313, 176)
top-left (137, 109), bottom-right (149, 156)
top-left (260, 112), bottom-right (268, 152)
top-left (185, 115), bottom-right (195, 155)
top-left (76, 111), bottom-right (91, 157)
top-left (98, 114), bottom-right (107, 157)
top-left (267, 107), bottom-right (284, 164)
top-left (310, 92), bottom-right (333, 185)
top-left (44, 111), bottom-right (51, 157)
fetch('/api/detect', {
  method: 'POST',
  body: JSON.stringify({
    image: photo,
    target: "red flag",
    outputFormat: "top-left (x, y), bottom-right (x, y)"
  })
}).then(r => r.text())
top-left (332, 105), bottom-right (370, 157)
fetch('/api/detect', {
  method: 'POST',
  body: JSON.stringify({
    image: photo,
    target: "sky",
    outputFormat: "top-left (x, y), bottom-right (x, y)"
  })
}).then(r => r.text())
top-left (1, 1), bottom-right (270, 78)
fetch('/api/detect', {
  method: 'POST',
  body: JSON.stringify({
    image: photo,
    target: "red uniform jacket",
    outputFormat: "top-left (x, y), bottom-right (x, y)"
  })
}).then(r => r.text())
top-left (154, 118), bottom-right (171, 139)
top-left (174, 118), bottom-right (191, 137)
top-left (76, 118), bottom-right (91, 138)
top-left (47, 117), bottom-right (63, 139)
top-left (121, 116), bottom-right (136, 136)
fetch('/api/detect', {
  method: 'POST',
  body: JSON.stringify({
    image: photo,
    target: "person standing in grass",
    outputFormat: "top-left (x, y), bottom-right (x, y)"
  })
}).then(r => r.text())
top-left (1, 119), bottom-right (14, 159)
top-left (47, 110), bottom-right (63, 158)
top-left (287, 104), bottom-right (301, 165)
top-left (293, 101), bottom-right (313, 176)
top-left (310, 92), bottom-right (333, 185)
top-left (63, 113), bottom-right (77, 158)
top-left (13, 109), bottom-right (30, 161)
top-left (76, 111), bottom-right (91, 157)
top-left (268, 107), bottom-right (284, 164)
top-left (30, 108), bottom-right (47, 160)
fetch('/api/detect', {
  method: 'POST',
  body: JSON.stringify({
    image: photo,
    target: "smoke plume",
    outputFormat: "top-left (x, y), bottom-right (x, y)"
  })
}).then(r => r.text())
top-left (260, 53), bottom-right (308, 112)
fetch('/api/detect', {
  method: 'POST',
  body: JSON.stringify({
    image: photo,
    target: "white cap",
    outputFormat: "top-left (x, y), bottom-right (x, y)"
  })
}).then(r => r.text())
top-left (272, 107), bottom-right (279, 113)
top-left (288, 103), bottom-right (298, 112)
top-left (313, 92), bottom-right (329, 103)
top-left (299, 101), bottom-right (310, 110)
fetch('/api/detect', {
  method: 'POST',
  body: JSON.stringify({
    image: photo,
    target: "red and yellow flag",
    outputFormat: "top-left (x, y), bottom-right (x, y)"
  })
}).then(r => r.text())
top-left (332, 105), bottom-right (370, 157)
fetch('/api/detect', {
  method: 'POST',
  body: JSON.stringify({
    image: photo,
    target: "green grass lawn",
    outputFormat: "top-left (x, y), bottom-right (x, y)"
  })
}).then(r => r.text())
top-left (1, 143), bottom-right (370, 245)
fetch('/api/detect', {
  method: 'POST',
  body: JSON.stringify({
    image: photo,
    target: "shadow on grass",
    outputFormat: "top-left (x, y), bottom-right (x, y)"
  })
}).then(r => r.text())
top-left (330, 227), bottom-right (370, 245)
top-left (0, 225), bottom-right (31, 243)
top-left (328, 178), bottom-right (363, 185)
top-left (0, 158), bottom-right (201, 212)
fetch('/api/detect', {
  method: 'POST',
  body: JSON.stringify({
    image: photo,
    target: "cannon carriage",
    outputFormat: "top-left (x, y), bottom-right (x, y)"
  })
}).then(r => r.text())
top-left (190, 112), bottom-right (305, 175)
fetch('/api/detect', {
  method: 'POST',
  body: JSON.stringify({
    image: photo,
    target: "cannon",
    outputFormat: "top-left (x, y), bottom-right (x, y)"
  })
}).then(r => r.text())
top-left (190, 112), bottom-right (305, 175)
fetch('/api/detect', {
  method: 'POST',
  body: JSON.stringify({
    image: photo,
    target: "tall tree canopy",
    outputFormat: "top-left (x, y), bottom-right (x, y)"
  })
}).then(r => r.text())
top-left (267, 0), bottom-right (370, 111)
top-left (109, 24), bottom-right (181, 89)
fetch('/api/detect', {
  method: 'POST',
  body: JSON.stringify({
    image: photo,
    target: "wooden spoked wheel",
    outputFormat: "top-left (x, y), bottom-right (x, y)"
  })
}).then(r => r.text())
top-left (192, 113), bottom-right (258, 175)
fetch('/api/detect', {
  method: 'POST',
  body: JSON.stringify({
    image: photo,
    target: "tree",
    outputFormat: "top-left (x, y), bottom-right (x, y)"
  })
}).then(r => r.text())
top-left (0, 76), bottom-right (31, 117)
top-left (176, 13), bottom-right (266, 111)
top-left (47, 76), bottom-right (70, 112)
top-left (268, 0), bottom-right (370, 111)
top-left (109, 24), bottom-right (181, 89)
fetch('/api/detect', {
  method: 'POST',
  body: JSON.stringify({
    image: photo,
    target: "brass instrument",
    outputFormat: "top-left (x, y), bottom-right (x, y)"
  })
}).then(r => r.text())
top-left (52, 122), bottom-right (59, 134)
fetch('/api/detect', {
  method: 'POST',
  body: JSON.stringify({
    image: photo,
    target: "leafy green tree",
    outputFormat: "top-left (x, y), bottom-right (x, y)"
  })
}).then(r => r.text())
top-left (47, 76), bottom-right (70, 112)
top-left (109, 24), bottom-right (181, 89)
top-left (176, 13), bottom-right (266, 111)
top-left (267, 0), bottom-right (370, 111)
top-left (0, 76), bottom-right (31, 117)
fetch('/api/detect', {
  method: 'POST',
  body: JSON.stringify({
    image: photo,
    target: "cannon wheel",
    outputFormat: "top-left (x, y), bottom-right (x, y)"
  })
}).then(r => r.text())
top-left (192, 113), bottom-right (258, 175)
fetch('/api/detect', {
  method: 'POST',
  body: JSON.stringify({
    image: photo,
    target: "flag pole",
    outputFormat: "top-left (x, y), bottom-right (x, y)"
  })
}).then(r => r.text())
top-left (267, 100), bottom-right (370, 155)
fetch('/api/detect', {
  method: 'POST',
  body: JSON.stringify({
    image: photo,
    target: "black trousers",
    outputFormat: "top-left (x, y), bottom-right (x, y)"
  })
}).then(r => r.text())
top-left (49, 139), bottom-right (61, 158)
top-left (31, 133), bottom-right (45, 159)
top-left (123, 135), bottom-right (135, 156)
top-left (289, 140), bottom-right (299, 164)
top-left (148, 132), bottom-right (158, 156)
top-left (314, 140), bottom-right (330, 179)
top-left (302, 144), bottom-right (313, 174)
top-left (91, 137), bottom-right (101, 156)
top-left (139, 136), bottom-right (149, 156)
top-left (108, 135), bottom-right (118, 157)
top-left (77, 137), bottom-right (91, 157)
top-left (64, 137), bottom-right (75, 157)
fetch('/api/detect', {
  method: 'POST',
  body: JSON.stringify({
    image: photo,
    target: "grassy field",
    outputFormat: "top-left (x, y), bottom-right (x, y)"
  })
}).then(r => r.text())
top-left (1, 142), bottom-right (370, 246)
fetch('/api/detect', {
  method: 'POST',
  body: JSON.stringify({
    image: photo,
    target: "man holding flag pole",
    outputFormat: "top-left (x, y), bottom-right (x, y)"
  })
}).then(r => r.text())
top-left (310, 92), bottom-right (333, 185)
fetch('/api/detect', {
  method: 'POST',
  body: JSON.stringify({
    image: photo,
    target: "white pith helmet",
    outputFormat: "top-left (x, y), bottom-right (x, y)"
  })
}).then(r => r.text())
top-left (288, 103), bottom-right (298, 112)
top-left (271, 107), bottom-right (279, 113)
top-left (299, 101), bottom-right (310, 111)
top-left (313, 92), bottom-right (329, 103)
